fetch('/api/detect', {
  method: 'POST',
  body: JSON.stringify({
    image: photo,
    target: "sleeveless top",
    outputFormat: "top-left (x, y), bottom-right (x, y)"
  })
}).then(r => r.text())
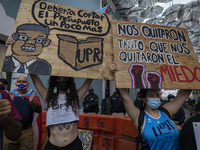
top-left (46, 94), bottom-right (79, 126)
top-left (141, 110), bottom-right (180, 150)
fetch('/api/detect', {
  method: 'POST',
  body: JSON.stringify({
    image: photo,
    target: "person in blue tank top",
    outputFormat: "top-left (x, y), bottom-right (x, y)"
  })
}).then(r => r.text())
top-left (111, 62), bottom-right (192, 150)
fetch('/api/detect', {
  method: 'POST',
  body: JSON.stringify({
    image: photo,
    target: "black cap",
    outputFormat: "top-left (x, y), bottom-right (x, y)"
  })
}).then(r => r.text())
top-left (88, 87), bottom-right (94, 91)
top-left (167, 94), bottom-right (175, 99)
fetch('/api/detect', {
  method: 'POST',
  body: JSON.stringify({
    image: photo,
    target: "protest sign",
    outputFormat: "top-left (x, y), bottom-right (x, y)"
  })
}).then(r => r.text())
top-left (78, 129), bottom-right (93, 150)
top-left (2, 0), bottom-right (114, 80)
top-left (112, 20), bottom-right (200, 89)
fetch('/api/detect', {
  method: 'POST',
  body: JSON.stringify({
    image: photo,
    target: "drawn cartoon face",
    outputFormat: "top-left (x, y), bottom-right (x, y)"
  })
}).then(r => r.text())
top-left (12, 30), bottom-right (49, 56)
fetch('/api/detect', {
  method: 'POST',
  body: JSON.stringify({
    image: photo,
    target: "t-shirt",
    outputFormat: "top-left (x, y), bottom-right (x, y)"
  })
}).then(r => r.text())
top-left (141, 110), bottom-right (180, 150)
top-left (46, 94), bottom-right (79, 126)
top-left (0, 90), bottom-right (21, 121)
top-left (179, 114), bottom-right (200, 150)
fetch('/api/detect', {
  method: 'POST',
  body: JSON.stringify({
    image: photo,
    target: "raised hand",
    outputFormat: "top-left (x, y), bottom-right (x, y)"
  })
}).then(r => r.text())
top-left (5, 37), bottom-right (15, 46)
top-left (111, 62), bottom-right (119, 72)
top-left (29, 91), bottom-right (37, 103)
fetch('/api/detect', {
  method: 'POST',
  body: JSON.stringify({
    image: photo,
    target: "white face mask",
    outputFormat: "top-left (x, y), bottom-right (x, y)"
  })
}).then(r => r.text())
top-left (147, 98), bottom-right (161, 109)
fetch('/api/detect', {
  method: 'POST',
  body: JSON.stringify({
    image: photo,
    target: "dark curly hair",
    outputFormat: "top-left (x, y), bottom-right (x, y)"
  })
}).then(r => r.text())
top-left (140, 89), bottom-right (160, 98)
top-left (140, 89), bottom-right (148, 98)
top-left (46, 76), bottom-right (79, 114)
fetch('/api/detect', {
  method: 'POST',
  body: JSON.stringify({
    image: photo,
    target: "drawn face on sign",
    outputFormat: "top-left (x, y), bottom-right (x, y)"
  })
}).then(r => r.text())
top-left (11, 24), bottom-right (51, 57)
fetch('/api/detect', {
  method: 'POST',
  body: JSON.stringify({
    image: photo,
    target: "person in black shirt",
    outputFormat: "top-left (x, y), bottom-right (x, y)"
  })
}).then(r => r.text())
top-left (110, 88), bottom-right (126, 117)
top-left (179, 102), bottom-right (200, 150)
top-left (82, 87), bottom-right (99, 114)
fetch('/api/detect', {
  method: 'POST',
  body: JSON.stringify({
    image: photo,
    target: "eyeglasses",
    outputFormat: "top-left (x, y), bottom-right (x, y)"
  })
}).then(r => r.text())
top-left (17, 80), bottom-right (27, 83)
top-left (18, 35), bottom-right (46, 44)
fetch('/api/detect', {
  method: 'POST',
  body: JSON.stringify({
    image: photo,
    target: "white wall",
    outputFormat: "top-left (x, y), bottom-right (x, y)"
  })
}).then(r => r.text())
top-left (0, 3), bottom-right (15, 39)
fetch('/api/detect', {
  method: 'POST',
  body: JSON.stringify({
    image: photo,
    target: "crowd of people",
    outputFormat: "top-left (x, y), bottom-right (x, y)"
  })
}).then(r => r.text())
top-left (0, 37), bottom-right (199, 150)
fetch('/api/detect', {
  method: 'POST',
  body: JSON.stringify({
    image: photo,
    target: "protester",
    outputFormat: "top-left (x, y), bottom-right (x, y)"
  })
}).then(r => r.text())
top-left (30, 74), bottom-right (92, 150)
top-left (3, 75), bottom-right (42, 150)
top-left (0, 78), bottom-right (8, 92)
top-left (110, 88), bottom-right (126, 117)
top-left (111, 62), bottom-right (191, 150)
top-left (6, 35), bottom-right (93, 149)
top-left (82, 87), bottom-right (99, 114)
top-left (0, 89), bottom-right (22, 150)
top-left (179, 102), bottom-right (200, 150)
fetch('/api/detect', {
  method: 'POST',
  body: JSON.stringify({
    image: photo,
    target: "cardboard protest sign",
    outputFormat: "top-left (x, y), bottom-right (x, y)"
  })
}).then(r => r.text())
top-left (77, 129), bottom-right (93, 150)
top-left (2, 0), bottom-right (114, 80)
top-left (112, 20), bottom-right (200, 89)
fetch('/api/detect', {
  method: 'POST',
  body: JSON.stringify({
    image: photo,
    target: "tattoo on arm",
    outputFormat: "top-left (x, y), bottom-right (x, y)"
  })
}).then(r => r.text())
top-left (56, 122), bottom-right (72, 131)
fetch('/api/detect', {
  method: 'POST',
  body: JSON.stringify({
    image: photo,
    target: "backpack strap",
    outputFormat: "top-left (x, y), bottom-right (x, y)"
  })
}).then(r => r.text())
top-left (136, 110), bottom-right (145, 150)
top-left (158, 107), bottom-right (171, 119)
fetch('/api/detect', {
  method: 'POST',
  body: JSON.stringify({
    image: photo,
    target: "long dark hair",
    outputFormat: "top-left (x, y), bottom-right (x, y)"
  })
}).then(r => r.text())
top-left (46, 76), bottom-right (79, 114)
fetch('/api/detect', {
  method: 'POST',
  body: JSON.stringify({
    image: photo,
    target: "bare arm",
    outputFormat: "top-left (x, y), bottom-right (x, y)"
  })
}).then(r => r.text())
top-left (30, 74), bottom-right (48, 108)
top-left (111, 62), bottom-right (140, 126)
top-left (77, 79), bottom-right (93, 106)
top-left (120, 88), bottom-right (140, 127)
top-left (162, 89), bottom-right (192, 117)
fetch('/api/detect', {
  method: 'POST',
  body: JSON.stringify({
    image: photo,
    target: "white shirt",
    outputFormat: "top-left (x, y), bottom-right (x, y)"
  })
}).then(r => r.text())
top-left (46, 94), bottom-right (79, 126)
top-left (12, 57), bottom-right (37, 73)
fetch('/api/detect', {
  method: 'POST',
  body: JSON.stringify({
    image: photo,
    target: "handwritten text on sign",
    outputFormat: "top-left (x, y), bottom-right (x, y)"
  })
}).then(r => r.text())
top-left (113, 20), bottom-right (200, 89)
top-left (2, 0), bottom-right (113, 80)
top-left (78, 129), bottom-right (93, 150)
top-left (32, 1), bottom-right (111, 36)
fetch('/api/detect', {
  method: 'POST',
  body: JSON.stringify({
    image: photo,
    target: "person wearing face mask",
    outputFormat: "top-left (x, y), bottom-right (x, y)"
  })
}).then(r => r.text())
top-left (3, 75), bottom-right (42, 150)
top-left (30, 74), bottom-right (93, 150)
top-left (111, 62), bottom-right (191, 150)
top-left (82, 87), bottom-right (99, 114)
top-left (0, 78), bottom-right (8, 92)
top-left (110, 88), bottom-right (126, 117)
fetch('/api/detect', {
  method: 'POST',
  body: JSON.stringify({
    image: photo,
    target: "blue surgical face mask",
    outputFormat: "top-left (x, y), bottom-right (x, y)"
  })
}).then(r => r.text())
top-left (89, 91), bottom-right (93, 95)
top-left (147, 98), bottom-right (161, 109)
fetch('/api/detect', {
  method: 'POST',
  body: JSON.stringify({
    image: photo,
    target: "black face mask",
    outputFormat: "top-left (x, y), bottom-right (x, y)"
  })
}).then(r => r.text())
top-left (116, 90), bottom-right (120, 95)
top-left (55, 81), bottom-right (69, 92)
top-left (0, 85), bottom-right (5, 91)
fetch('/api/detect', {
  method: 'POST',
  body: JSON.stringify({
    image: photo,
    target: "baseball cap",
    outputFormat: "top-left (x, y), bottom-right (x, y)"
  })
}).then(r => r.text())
top-left (167, 94), bottom-right (175, 99)
top-left (88, 87), bottom-right (94, 91)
